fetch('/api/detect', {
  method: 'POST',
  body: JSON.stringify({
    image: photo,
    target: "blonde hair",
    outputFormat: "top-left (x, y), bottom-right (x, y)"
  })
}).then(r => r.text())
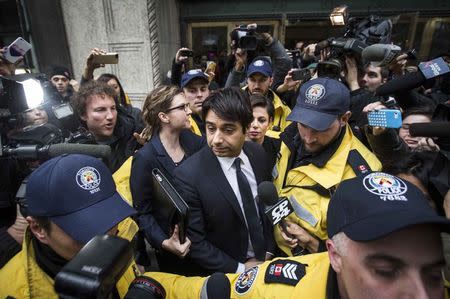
top-left (141, 85), bottom-right (182, 140)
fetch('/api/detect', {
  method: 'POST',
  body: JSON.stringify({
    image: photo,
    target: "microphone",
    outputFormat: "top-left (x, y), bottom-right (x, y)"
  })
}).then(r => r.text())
top-left (362, 43), bottom-right (401, 67)
top-left (257, 181), bottom-right (305, 256)
top-left (47, 143), bottom-right (111, 159)
top-left (2, 143), bottom-right (111, 160)
top-left (205, 272), bottom-right (231, 299)
top-left (409, 122), bottom-right (450, 138)
top-left (376, 57), bottom-right (450, 96)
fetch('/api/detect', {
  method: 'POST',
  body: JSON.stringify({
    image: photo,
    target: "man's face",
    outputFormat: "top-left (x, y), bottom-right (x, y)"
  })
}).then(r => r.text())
top-left (205, 109), bottom-right (245, 158)
top-left (361, 65), bottom-right (386, 92)
top-left (51, 75), bottom-right (70, 95)
top-left (81, 94), bottom-right (117, 140)
top-left (297, 116), bottom-right (345, 154)
top-left (31, 220), bottom-right (119, 261)
top-left (247, 73), bottom-right (273, 95)
top-left (183, 79), bottom-right (210, 116)
top-left (329, 225), bottom-right (445, 299)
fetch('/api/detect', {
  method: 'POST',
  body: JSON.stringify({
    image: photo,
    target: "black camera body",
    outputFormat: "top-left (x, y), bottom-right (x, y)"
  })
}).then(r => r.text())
top-left (230, 24), bottom-right (272, 51)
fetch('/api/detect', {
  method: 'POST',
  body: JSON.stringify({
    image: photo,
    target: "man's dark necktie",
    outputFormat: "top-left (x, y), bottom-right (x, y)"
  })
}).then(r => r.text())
top-left (234, 157), bottom-right (265, 260)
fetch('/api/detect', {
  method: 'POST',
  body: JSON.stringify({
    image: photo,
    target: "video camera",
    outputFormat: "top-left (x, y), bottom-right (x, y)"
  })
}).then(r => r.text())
top-left (230, 24), bottom-right (272, 51)
top-left (315, 6), bottom-right (393, 79)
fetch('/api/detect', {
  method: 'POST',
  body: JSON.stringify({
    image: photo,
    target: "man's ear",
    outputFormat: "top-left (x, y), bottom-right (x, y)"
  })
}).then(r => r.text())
top-left (269, 76), bottom-right (274, 86)
top-left (26, 216), bottom-right (50, 245)
top-left (80, 114), bottom-right (87, 122)
top-left (326, 239), bottom-right (343, 273)
top-left (340, 111), bottom-right (352, 127)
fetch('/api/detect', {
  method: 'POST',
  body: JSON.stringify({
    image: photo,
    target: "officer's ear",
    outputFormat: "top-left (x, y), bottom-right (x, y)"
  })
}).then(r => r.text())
top-left (339, 111), bottom-right (352, 127)
top-left (27, 216), bottom-right (51, 245)
top-left (326, 238), bottom-right (344, 273)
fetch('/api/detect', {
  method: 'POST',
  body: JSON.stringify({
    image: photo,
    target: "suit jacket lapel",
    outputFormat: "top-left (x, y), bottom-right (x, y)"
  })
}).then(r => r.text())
top-left (203, 147), bottom-right (246, 224)
top-left (244, 143), bottom-right (264, 184)
top-left (151, 134), bottom-right (176, 175)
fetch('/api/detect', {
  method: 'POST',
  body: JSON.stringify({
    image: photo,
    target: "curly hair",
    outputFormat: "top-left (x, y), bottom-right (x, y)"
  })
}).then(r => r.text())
top-left (71, 81), bottom-right (118, 118)
top-left (141, 85), bottom-right (183, 140)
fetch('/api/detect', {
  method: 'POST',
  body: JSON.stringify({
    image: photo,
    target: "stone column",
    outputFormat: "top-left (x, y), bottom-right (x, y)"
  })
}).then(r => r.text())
top-left (60, 0), bottom-right (175, 108)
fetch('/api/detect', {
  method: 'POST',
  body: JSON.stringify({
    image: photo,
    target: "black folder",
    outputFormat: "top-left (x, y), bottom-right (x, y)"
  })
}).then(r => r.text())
top-left (151, 168), bottom-right (189, 243)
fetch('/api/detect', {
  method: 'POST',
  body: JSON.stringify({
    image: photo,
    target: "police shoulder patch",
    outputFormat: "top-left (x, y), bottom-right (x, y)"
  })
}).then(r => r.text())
top-left (235, 266), bottom-right (259, 295)
top-left (264, 259), bottom-right (307, 286)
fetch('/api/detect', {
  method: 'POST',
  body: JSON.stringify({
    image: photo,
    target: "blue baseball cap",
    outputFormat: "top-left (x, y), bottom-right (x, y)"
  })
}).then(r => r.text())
top-left (181, 69), bottom-right (209, 88)
top-left (26, 154), bottom-right (136, 244)
top-left (247, 58), bottom-right (273, 78)
top-left (287, 78), bottom-right (350, 131)
top-left (327, 172), bottom-right (450, 241)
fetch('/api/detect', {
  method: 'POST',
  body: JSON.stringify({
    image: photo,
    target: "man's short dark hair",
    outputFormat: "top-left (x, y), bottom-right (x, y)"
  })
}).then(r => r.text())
top-left (250, 94), bottom-right (275, 120)
top-left (71, 81), bottom-right (118, 117)
top-left (202, 87), bottom-right (253, 132)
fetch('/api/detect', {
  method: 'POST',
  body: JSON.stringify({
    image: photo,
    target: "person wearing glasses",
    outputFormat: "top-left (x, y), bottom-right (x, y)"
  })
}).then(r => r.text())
top-left (130, 85), bottom-right (204, 274)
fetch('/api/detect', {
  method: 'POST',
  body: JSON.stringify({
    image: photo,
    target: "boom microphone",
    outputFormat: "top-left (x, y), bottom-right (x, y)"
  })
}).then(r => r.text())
top-left (362, 44), bottom-right (401, 67)
top-left (376, 57), bottom-right (450, 96)
top-left (409, 122), bottom-right (450, 138)
top-left (47, 143), bottom-right (111, 159)
top-left (2, 143), bottom-right (111, 159)
top-left (257, 181), bottom-right (305, 256)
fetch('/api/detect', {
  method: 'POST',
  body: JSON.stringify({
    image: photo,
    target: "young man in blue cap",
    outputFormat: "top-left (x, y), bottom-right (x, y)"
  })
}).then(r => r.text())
top-left (180, 69), bottom-right (210, 136)
top-left (273, 77), bottom-right (381, 256)
top-left (124, 172), bottom-right (450, 298)
top-left (0, 154), bottom-right (139, 298)
top-left (227, 57), bottom-right (292, 138)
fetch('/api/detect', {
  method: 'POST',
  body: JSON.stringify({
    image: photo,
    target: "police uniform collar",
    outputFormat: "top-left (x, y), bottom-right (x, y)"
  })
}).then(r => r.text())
top-left (295, 126), bottom-right (346, 168)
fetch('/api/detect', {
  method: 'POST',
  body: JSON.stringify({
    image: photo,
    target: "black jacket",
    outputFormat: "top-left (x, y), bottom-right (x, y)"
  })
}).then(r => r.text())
top-left (173, 142), bottom-right (276, 276)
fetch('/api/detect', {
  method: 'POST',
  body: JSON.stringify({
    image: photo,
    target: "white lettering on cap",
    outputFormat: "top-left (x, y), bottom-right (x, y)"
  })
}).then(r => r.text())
top-left (304, 84), bottom-right (326, 105)
top-left (76, 166), bottom-right (101, 194)
top-left (363, 172), bottom-right (408, 202)
top-left (253, 60), bottom-right (265, 67)
top-left (187, 69), bottom-right (202, 75)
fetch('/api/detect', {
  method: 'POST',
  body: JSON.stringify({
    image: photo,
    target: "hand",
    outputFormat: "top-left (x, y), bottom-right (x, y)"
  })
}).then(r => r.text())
top-left (363, 101), bottom-right (388, 136)
top-left (161, 225), bottom-right (191, 258)
top-left (133, 130), bottom-right (148, 145)
top-left (175, 47), bottom-right (191, 64)
top-left (281, 221), bottom-right (320, 253)
top-left (389, 53), bottom-right (408, 76)
top-left (83, 48), bottom-right (106, 79)
top-left (69, 79), bottom-right (80, 92)
top-left (244, 258), bottom-right (263, 270)
top-left (345, 56), bottom-right (360, 91)
top-left (443, 190), bottom-right (450, 219)
top-left (416, 137), bottom-right (440, 152)
top-left (276, 69), bottom-right (301, 94)
top-left (7, 206), bottom-right (28, 244)
top-left (319, 48), bottom-right (330, 62)
top-left (234, 48), bottom-right (247, 71)
top-left (205, 69), bottom-right (215, 82)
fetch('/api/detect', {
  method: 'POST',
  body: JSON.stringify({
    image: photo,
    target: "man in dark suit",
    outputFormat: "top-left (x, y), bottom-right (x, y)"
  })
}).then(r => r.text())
top-left (174, 87), bottom-right (275, 276)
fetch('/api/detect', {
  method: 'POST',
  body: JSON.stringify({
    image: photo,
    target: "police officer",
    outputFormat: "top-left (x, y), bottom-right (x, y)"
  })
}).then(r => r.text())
top-left (0, 154), bottom-right (139, 298)
top-left (128, 172), bottom-right (450, 299)
top-left (227, 58), bottom-right (292, 138)
top-left (273, 77), bottom-right (381, 255)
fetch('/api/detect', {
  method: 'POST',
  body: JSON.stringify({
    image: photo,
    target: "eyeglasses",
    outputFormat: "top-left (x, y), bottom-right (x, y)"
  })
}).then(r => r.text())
top-left (166, 102), bottom-right (190, 113)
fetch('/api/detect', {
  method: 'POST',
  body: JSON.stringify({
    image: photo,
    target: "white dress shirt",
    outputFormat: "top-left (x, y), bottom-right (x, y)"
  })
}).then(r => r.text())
top-left (217, 150), bottom-right (260, 273)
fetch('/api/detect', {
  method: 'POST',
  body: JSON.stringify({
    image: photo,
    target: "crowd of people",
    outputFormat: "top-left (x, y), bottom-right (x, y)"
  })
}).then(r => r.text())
top-left (0, 17), bottom-right (449, 299)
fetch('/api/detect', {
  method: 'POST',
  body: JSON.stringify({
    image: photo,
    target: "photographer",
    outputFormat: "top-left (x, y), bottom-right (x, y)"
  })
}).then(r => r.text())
top-left (0, 154), bottom-right (139, 298)
top-left (48, 66), bottom-right (75, 103)
top-left (71, 81), bottom-right (139, 172)
top-left (225, 26), bottom-right (292, 92)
